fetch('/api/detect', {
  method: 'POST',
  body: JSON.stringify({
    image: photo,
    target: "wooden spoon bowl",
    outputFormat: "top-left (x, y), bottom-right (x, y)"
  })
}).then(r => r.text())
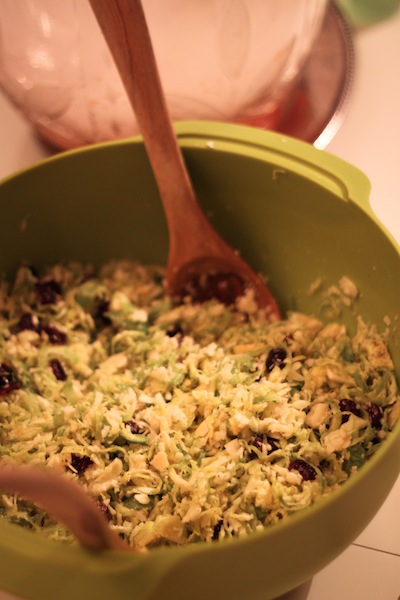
top-left (0, 463), bottom-right (130, 552)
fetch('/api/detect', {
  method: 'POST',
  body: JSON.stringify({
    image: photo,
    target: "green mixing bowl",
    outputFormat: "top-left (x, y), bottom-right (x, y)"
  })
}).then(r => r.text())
top-left (0, 122), bottom-right (399, 600)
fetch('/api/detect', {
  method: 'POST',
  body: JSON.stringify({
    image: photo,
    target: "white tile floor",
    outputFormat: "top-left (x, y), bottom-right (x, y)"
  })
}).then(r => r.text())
top-left (0, 7), bottom-right (400, 600)
top-left (308, 544), bottom-right (400, 600)
top-left (277, 477), bottom-right (400, 600)
top-left (356, 475), bottom-right (400, 557)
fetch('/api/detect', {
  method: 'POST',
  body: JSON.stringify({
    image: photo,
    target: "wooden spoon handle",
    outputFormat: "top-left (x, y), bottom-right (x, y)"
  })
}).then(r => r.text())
top-left (89, 0), bottom-right (281, 315)
top-left (89, 0), bottom-right (213, 255)
top-left (0, 463), bottom-right (130, 552)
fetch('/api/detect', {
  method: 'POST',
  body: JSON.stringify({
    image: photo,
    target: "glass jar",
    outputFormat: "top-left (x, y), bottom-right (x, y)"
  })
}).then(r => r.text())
top-left (0, 0), bottom-right (328, 150)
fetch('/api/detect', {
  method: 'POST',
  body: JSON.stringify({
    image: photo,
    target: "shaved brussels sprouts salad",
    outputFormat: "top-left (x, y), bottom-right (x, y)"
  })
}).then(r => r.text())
top-left (0, 260), bottom-right (399, 549)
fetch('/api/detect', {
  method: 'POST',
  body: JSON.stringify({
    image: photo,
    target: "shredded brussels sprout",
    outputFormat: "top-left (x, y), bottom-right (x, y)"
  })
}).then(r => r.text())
top-left (0, 261), bottom-right (398, 549)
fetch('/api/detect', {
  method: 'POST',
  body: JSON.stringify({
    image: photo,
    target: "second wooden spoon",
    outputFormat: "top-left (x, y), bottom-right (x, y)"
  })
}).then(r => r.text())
top-left (0, 463), bottom-right (130, 552)
top-left (89, 0), bottom-right (280, 316)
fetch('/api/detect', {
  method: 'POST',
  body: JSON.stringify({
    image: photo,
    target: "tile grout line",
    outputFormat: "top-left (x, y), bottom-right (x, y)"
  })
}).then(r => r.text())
top-left (352, 542), bottom-right (400, 559)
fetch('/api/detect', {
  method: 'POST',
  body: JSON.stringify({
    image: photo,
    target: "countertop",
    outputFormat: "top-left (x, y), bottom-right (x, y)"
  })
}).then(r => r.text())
top-left (0, 8), bottom-right (399, 600)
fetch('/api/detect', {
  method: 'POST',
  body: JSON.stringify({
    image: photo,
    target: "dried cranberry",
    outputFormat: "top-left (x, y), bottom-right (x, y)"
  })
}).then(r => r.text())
top-left (36, 279), bottom-right (62, 305)
top-left (92, 299), bottom-right (111, 328)
top-left (18, 312), bottom-right (39, 332)
top-left (267, 436), bottom-right (279, 453)
top-left (339, 398), bottom-right (362, 423)
top-left (249, 435), bottom-right (264, 458)
top-left (249, 435), bottom-right (279, 459)
top-left (212, 520), bottom-right (223, 541)
top-left (0, 363), bottom-right (22, 395)
top-left (288, 459), bottom-right (317, 481)
top-left (96, 500), bottom-right (112, 521)
top-left (49, 359), bottom-right (67, 381)
top-left (41, 325), bottom-right (67, 345)
top-left (182, 272), bottom-right (245, 306)
top-left (266, 347), bottom-right (287, 372)
top-left (70, 454), bottom-right (93, 474)
top-left (368, 403), bottom-right (383, 429)
top-left (126, 420), bottom-right (142, 434)
top-left (166, 323), bottom-right (184, 337)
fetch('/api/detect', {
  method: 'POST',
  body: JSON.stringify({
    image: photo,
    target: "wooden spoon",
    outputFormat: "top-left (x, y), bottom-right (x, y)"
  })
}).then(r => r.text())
top-left (0, 463), bottom-right (130, 552)
top-left (89, 0), bottom-right (280, 316)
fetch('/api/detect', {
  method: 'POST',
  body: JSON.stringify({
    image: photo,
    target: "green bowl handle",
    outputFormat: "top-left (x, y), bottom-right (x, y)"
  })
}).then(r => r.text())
top-left (175, 121), bottom-right (372, 212)
top-left (281, 138), bottom-right (372, 211)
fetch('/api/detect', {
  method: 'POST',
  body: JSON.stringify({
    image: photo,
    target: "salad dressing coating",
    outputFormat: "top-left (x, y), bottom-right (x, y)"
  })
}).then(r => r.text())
top-left (0, 261), bottom-right (398, 549)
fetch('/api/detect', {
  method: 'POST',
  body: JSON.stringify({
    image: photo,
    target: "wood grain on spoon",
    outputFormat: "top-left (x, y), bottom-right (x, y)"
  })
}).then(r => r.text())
top-left (0, 463), bottom-right (130, 552)
top-left (89, 0), bottom-right (280, 316)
